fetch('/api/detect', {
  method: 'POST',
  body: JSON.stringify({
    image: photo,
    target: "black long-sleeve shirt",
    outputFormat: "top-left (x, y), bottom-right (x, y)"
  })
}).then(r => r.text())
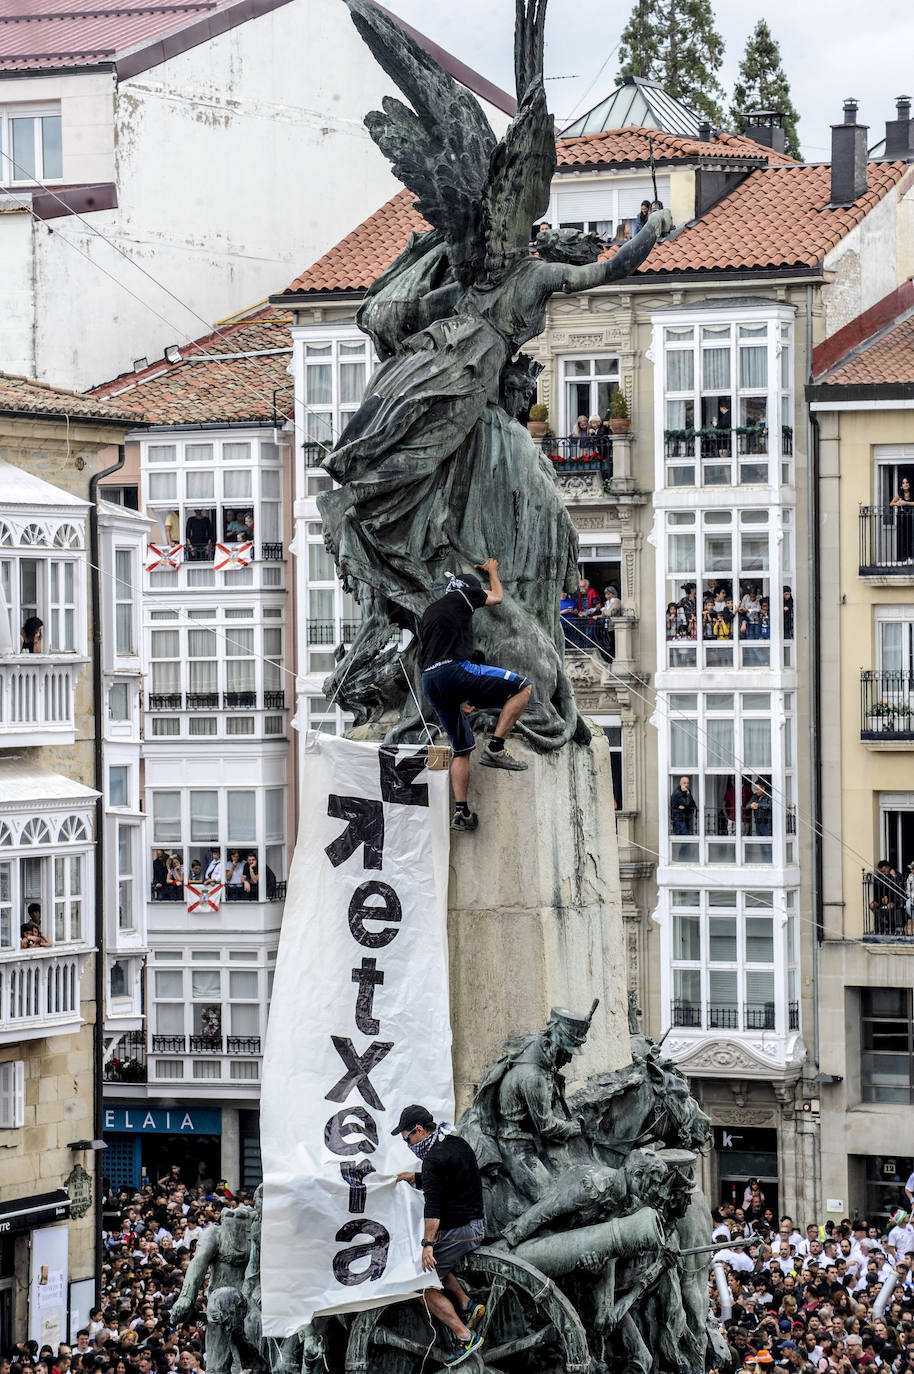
top-left (416, 1134), bottom-right (483, 1229)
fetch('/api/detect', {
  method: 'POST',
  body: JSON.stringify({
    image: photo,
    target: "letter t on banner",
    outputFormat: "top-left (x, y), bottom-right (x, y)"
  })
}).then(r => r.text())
top-left (260, 734), bottom-right (452, 1333)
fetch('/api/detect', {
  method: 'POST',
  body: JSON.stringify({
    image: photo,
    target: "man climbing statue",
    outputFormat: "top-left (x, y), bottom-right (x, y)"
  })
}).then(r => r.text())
top-left (419, 558), bottom-right (532, 831)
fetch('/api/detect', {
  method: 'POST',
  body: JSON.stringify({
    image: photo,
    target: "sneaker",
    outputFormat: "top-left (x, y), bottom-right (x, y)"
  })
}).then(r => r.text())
top-left (462, 1301), bottom-right (485, 1331)
top-left (445, 1333), bottom-right (485, 1366)
top-left (480, 745), bottom-right (528, 771)
top-left (451, 810), bottom-right (479, 831)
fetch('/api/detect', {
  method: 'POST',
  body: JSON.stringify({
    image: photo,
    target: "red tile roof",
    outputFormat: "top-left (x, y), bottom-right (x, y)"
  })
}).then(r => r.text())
top-left (639, 160), bottom-right (911, 275)
top-left (557, 126), bottom-right (797, 170)
top-left (0, 0), bottom-right (243, 71)
top-left (88, 310), bottom-right (293, 424)
top-left (280, 161), bottom-right (912, 296)
top-left (0, 370), bottom-right (138, 424)
top-left (811, 278), bottom-right (914, 379)
top-left (814, 312), bottom-right (914, 387)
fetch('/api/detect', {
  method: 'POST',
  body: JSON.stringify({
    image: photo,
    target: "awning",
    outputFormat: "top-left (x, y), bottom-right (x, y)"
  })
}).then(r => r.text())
top-left (0, 1188), bottom-right (71, 1235)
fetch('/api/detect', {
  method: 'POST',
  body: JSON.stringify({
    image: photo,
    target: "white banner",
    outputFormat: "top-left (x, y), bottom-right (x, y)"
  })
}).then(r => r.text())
top-left (260, 734), bottom-right (453, 1334)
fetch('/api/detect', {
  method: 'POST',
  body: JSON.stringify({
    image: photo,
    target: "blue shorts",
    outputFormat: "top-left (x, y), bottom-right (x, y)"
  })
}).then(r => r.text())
top-left (421, 660), bottom-right (530, 756)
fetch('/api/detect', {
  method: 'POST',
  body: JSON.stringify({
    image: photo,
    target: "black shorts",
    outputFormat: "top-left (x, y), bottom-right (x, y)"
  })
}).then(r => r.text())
top-left (421, 660), bottom-right (530, 756)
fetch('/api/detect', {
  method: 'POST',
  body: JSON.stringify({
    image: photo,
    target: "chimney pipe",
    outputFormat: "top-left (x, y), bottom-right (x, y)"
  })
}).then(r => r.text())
top-left (698, 119), bottom-right (712, 142)
top-left (831, 98), bottom-right (868, 204)
top-left (885, 94), bottom-right (914, 160)
top-left (743, 110), bottom-right (786, 154)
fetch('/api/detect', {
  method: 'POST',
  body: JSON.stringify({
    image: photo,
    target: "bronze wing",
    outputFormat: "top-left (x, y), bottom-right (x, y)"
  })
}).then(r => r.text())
top-left (345, 0), bottom-right (497, 283)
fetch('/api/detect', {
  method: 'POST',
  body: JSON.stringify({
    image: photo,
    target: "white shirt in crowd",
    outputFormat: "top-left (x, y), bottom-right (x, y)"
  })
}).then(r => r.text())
top-left (888, 1222), bottom-right (914, 1258)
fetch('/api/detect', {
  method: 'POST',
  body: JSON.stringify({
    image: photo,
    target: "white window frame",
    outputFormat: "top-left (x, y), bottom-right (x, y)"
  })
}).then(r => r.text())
top-left (0, 103), bottom-right (63, 185)
top-left (559, 355), bottom-right (620, 435)
top-left (0, 1061), bottom-right (25, 1129)
top-left (114, 548), bottom-right (135, 656)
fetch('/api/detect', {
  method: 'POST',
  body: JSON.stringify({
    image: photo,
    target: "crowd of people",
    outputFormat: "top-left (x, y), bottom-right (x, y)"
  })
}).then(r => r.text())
top-left (709, 1181), bottom-right (914, 1372)
top-left (559, 576), bottom-right (621, 659)
top-left (666, 582), bottom-right (795, 643)
top-left (2, 1170), bottom-right (255, 1374)
top-left (151, 848), bottom-right (276, 903)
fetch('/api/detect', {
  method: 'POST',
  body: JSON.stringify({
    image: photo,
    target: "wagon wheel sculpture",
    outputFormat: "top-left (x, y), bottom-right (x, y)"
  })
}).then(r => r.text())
top-left (344, 1246), bottom-right (592, 1374)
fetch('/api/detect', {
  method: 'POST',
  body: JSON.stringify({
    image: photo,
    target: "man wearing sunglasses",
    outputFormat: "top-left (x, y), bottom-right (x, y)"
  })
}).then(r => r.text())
top-left (392, 1104), bottom-right (486, 1366)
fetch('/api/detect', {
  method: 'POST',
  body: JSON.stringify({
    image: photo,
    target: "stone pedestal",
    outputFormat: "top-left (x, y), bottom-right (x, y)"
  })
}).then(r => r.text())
top-left (448, 727), bottom-right (628, 1112)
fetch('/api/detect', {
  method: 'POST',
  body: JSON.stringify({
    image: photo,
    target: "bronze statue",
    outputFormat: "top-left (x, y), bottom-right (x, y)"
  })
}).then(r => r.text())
top-left (318, 0), bottom-right (668, 752)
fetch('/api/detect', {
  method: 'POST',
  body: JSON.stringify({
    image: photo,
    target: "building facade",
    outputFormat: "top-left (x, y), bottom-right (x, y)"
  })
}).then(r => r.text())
top-left (808, 280), bottom-right (914, 1220)
top-left (276, 101), bottom-right (914, 1223)
top-left (1, 0), bottom-right (512, 391)
top-left (0, 377), bottom-right (134, 1349)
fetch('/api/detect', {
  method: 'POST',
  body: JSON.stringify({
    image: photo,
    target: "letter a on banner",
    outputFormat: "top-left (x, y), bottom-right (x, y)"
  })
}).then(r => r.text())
top-left (259, 734), bottom-right (452, 1332)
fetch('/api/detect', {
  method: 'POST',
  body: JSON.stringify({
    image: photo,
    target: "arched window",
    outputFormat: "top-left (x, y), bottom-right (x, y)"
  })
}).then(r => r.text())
top-left (110, 961), bottom-right (128, 998)
top-left (0, 522), bottom-right (13, 547)
top-left (0, 822), bottom-right (12, 847)
top-left (57, 815), bottom-right (89, 843)
top-left (19, 523), bottom-right (49, 547)
top-left (20, 817), bottom-right (52, 845)
top-left (53, 523), bottom-right (83, 549)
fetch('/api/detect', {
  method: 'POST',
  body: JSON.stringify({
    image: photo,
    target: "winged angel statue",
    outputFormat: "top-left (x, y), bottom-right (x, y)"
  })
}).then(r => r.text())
top-left (318, 0), bottom-right (667, 750)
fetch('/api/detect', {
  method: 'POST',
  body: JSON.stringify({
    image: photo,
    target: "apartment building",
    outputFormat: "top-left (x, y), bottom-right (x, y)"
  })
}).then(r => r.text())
top-left (0, 374), bottom-right (135, 1349)
top-left (91, 312), bottom-right (296, 1191)
top-left (807, 272), bottom-right (914, 1220)
top-left (274, 96), bottom-right (914, 1222)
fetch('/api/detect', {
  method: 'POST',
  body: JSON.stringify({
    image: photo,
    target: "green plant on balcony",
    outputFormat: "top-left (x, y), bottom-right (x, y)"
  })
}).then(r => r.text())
top-left (527, 401), bottom-right (549, 437)
top-left (609, 387), bottom-right (630, 434)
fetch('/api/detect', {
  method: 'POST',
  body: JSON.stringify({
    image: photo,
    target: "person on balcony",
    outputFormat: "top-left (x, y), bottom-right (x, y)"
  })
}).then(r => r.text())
top-left (576, 577), bottom-right (601, 615)
top-left (204, 848), bottom-right (224, 884)
top-left (167, 853), bottom-right (184, 899)
top-left (20, 615), bottom-right (42, 653)
top-left (225, 851), bottom-right (247, 901)
top-left (782, 586), bottom-right (794, 640)
top-left (587, 414), bottom-right (608, 447)
top-left (224, 509), bottom-right (246, 544)
top-left (670, 776), bottom-right (697, 835)
top-left (185, 510), bottom-right (213, 561)
top-left (152, 849), bottom-right (169, 900)
top-left (568, 415), bottom-right (589, 449)
top-left (891, 475), bottom-right (914, 562)
top-left (164, 509), bottom-right (181, 546)
top-left (20, 920), bottom-right (51, 948)
top-left (747, 782), bottom-right (772, 837)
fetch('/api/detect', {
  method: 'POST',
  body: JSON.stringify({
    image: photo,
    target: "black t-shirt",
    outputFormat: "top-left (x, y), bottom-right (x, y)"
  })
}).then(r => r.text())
top-left (417, 1134), bottom-right (484, 1228)
top-left (419, 587), bottom-right (487, 670)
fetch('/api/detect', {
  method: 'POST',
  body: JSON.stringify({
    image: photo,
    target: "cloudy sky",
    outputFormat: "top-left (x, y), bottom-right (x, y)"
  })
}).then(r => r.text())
top-left (383, 0), bottom-right (914, 161)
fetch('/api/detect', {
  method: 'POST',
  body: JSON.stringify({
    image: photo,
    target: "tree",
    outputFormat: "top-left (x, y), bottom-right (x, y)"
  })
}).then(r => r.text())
top-left (729, 20), bottom-right (802, 160)
top-left (617, 0), bottom-right (725, 128)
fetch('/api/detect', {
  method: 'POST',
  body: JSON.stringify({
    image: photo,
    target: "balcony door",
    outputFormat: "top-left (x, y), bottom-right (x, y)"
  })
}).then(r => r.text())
top-left (882, 801), bottom-right (914, 873)
top-left (878, 617), bottom-right (914, 674)
top-left (876, 449), bottom-right (914, 505)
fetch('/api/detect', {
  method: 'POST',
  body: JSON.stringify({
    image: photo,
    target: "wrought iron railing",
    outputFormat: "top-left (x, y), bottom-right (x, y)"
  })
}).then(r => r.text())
top-left (561, 614), bottom-right (614, 659)
top-left (260, 543), bottom-right (284, 561)
top-left (860, 671), bottom-right (914, 738)
top-left (186, 692), bottom-right (219, 710)
top-left (708, 1005), bottom-right (740, 1030)
top-left (859, 507), bottom-right (914, 575)
top-left (147, 692), bottom-right (183, 710)
top-left (104, 1031), bottom-right (147, 1082)
top-left (788, 1002), bottom-right (800, 1031)
top-left (226, 1036), bottom-right (261, 1055)
top-left (540, 436), bottom-right (613, 476)
top-left (744, 1004), bottom-right (776, 1030)
top-left (190, 1035), bottom-right (223, 1055)
top-left (152, 1034), bottom-right (186, 1053)
top-left (862, 870), bottom-right (913, 939)
top-left (671, 1000), bottom-right (702, 1028)
top-left (146, 691), bottom-right (288, 713)
top-left (307, 620), bottom-right (360, 646)
top-left (223, 691), bottom-right (256, 709)
top-left (263, 691), bottom-right (286, 709)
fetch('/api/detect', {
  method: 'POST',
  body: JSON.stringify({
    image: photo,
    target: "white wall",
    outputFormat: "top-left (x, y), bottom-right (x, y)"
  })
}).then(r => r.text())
top-left (4, 0), bottom-right (509, 391)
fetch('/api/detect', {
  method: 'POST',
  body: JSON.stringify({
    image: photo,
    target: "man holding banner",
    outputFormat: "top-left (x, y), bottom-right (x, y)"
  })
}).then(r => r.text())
top-left (420, 558), bottom-right (532, 832)
top-left (391, 1104), bottom-right (486, 1367)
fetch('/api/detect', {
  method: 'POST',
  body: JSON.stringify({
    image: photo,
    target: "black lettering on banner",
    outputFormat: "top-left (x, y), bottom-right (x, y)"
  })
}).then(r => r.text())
top-left (323, 1107), bottom-right (379, 1157)
top-left (325, 1036), bottom-right (392, 1109)
top-left (348, 880), bottom-right (402, 949)
top-left (339, 1159), bottom-right (376, 1213)
top-left (325, 796), bottom-right (384, 870)
top-left (351, 958), bottom-right (384, 1036)
top-left (379, 746), bottom-right (430, 807)
top-left (332, 1220), bottom-right (390, 1286)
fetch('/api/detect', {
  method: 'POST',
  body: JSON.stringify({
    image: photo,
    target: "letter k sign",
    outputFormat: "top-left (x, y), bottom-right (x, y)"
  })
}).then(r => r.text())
top-left (722, 1130), bottom-right (741, 1148)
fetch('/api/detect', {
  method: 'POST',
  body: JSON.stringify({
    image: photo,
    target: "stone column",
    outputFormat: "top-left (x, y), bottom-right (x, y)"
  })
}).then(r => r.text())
top-left (220, 1107), bottom-right (240, 1191)
top-left (448, 729), bottom-right (628, 1111)
top-left (609, 436), bottom-right (635, 494)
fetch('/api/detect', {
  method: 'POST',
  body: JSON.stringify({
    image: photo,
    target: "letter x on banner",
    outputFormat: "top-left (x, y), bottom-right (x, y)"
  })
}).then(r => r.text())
top-left (260, 734), bottom-right (452, 1331)
top-left (185, 882), bottom-right (222, 912)
top-left (145, 543), bottom-right (184, 571)
top-left (214, 542), bottom-right (254, 570)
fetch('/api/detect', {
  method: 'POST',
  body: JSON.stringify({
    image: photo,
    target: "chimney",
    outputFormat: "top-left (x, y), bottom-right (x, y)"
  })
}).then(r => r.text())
top-left (831, 98), bottom-right (868, 205)
top-left (885, 95), bottom-right (914, 159)
top-left (744, 110), bottom-right (786, 154)
top-left (697, 119), bottom-right (712, 142)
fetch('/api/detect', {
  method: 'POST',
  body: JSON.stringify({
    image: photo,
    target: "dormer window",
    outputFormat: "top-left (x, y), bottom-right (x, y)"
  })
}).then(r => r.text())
top-left (0, 105), bottom-right (62, 185)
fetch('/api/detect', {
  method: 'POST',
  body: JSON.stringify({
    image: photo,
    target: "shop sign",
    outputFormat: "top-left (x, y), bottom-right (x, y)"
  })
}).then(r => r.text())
top-left (65, 1164), bottom-right (92, 1220)
top-left (0, 1189), bottom-right (70, 1236)
top-left (103, 1107), bottom-right (222, 1134)
top-left (714, 1126), bottom-right (778, 1153)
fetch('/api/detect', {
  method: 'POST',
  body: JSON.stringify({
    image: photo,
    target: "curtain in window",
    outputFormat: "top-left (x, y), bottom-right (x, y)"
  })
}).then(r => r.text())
top-left (673, 969), bottom-right (700, 1003)
top-left (188, 660), bottom-right (218, 694)
top-left (879, 622), bottom-right (905, 672)
top-left (670, 719), bottom-right (698, 769)
top-left (739, 346), bottom-right (767, 388)
top-left (706, 718), bottom-right (734, 769)
top-left (148, 473), bottom-right (177, 501)
top-left (666, 351), bottom-right (694, 392)
top-left (702, 348), bottom-right (730, 390)
top-left (186, 471), bottom-right (214, 500)
top-left (155, 1003), bottom-right (185, 1033)
top-left (340, 362), bottom-right (366, 405)
top-left (186, 444), bottom-right (213, 463)
top-left (152, 792), bottom-right (182, 844)
top-left (191, 970), bottom-right (221, 999)
top-left (151, 662), bottom-right (181, 694)
top-left (190, 791), bottom-right (219, 841)
top-left (226, 658), bottom-right (255, 692)
top-left (230, 1004), bottom-right (259, 1035)
top-left (305, 365), bottom-right (332, 406)
top-left (224, 444), bottom-right (251, 463)
top-left (743, 719), bottom-right (772, 768)
top-left (265, 788), bottom-right (284, 841)
top-left (224, 470), bottom-right (252, 500)
top-left (151, 630), bottom-right (180, 658)
top-left (260, 502), bottom-right (280, 541)
top-left (227, 791), bottom-right (256, 842)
